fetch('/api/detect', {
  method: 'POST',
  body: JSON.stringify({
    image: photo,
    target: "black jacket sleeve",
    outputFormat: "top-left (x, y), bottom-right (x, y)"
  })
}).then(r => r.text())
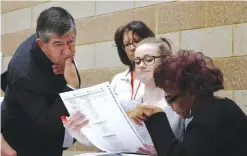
top-left (145, 112), bottom-right (217, 156)
top-left (145, 105), bottom-right (247, 156)
top-left (1, 70), bottom-right (8, 92)
top-left (145, 112), bottom-right (185, 156)
top-left (11, 76), bottom-right (73, 135)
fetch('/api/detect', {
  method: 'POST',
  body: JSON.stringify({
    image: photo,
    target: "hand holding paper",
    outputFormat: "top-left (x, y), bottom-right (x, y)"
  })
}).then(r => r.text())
top-left (138, 144), bottom-right (157, 156)
top-left (62, 110), bottom-right (89, 131)
top-left (127, 105), bottom-right (163, 126)
top-left (60, 82), bottom-right (145, 153)
top-left (61, 111), bottom-right (93, 146)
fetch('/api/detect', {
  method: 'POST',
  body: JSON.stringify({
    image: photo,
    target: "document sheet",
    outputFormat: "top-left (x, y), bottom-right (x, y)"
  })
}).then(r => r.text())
top-left (60, 82), bottom-right (145, 153)
top-left (75, 152), bottom-right (147, 156)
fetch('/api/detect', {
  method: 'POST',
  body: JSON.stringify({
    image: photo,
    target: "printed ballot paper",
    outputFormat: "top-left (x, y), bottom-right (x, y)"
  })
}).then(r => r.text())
top-left (74, 152), bottom-right (147, 156)
top-left (59, 82), bottom-right (150, 154)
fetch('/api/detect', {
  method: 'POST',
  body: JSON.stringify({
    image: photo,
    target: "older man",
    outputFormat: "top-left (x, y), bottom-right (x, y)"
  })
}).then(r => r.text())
top-left (1, 7), bottom-right (83, 156)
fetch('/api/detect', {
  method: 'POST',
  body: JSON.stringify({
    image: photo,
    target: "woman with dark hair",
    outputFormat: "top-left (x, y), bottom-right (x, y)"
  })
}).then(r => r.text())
top-left (111, 20), bottom-right (155, 109)
top-left (114, 20), bottom-right (155, 71)
top-left (128, 50), bottom-right (247, 156)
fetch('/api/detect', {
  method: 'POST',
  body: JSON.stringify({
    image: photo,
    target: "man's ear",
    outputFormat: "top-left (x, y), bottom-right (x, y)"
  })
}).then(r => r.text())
top-left (36, 38), bottom-right (47, 52)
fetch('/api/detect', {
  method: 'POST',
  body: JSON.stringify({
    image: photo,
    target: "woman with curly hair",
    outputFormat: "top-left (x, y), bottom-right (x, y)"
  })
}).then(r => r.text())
top-left (128, 50), bottom-right (247, 156)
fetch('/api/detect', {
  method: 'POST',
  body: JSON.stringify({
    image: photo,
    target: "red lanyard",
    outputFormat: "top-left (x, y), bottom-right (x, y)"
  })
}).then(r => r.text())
top-left (130, 71), bottom-right (141, 100)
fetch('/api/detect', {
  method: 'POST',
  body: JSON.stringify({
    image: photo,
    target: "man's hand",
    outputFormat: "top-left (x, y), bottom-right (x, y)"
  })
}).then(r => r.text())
top-left (64, 57), bottom-right (79, 89)
top-left (127, 105), bottom-right (163, 126)
top-left (1, 135), bottom-right (17, 156)
top-left (52, 64), bottom-right (64, 75)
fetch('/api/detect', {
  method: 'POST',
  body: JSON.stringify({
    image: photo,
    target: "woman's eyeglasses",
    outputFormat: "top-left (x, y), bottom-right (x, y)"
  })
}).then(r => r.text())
top-left (132, 55), bottom-right (167, 67)
top-left (165, 95), bottom-right (179, 105)
top-left (122, 41), bottom-right (141, 51)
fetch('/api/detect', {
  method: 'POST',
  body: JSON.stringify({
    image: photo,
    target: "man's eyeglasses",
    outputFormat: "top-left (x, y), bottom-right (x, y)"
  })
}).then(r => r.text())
top-left (165, 95), bottom-right (179, 105)
top-left (132, 55), bottom-right (167, 67)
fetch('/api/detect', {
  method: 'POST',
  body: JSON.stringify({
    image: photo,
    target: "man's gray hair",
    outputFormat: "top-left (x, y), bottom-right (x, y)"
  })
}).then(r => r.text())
top-left (36, 7), bottom-right (76, 43)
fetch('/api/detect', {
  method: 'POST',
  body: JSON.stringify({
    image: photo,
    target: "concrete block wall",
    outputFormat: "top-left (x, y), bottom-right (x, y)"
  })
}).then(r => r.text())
top-left (1, 0), bottom-right (247, 152)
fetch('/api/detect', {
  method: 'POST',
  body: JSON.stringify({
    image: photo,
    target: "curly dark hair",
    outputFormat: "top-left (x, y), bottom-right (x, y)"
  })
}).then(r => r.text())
top-left (154, 50), bottom-right (224, 95)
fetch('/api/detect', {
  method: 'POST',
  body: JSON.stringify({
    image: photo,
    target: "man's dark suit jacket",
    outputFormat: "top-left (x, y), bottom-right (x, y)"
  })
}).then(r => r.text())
top-left (145, 95), bottom-right (247, 156)
top-left (1, 34), bottom-right (79, 156)
top-left (1, 70), bottom-right (7, 92)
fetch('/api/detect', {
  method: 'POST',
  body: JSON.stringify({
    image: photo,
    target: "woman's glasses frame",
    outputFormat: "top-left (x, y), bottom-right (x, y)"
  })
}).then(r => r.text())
top-left (121, 40), bottom-right (141, 51)
top-left (131, 55), bottom-right (169, 67)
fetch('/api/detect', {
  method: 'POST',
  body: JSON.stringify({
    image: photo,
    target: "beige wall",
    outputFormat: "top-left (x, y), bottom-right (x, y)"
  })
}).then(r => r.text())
top-left (1, 0), bottom-right (247, 152)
